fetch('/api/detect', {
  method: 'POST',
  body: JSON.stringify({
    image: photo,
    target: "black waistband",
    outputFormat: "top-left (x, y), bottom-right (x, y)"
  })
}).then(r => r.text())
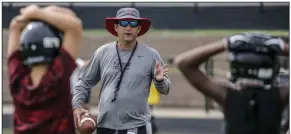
top-left (97, 125), bottom-right (146, 133)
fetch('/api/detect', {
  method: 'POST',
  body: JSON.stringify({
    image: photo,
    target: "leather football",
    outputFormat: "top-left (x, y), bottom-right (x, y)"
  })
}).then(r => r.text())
top-left (77, 113), bottom-right (97, 134)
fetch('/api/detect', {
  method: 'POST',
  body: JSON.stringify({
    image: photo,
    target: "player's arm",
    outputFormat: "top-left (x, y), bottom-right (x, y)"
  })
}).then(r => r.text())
top-left (283, 45), bottom-right (289, 56)
top-left (174, 40), bottom-right (228, 106)
top-left (20, 5), bottom-right (82, 59)
top-left (7, 15), bottom-right (29, 57)
top-left (278, 36), bottom-right (289, 57)
top-left (273, 37), bottom-right (289, 107)
top-left (279, 82), bottom-right (289, 107)
top-left (43, 5), bottom-right (77, 16)
top-left (7, 15), bottom-right (30, 84)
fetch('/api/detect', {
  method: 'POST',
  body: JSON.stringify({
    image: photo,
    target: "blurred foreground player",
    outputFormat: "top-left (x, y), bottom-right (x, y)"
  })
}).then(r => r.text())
top-left (174, 32), bottom-right (289, 134)
top-left (7, 5), bottom-right (82, 134)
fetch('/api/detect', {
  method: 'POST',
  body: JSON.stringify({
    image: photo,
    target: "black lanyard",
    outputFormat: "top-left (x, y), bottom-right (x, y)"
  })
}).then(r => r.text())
top-left (111, 41), bottom-right (138, 102)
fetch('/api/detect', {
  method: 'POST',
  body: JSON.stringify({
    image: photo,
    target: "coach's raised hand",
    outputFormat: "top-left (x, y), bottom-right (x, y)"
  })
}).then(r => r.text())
top-left (154, 60), bottom-right (168, 81)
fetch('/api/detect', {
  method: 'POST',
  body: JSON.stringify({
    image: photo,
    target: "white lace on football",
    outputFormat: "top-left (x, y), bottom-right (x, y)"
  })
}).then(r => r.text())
top-left (80, 117), bottom-right (96, 127)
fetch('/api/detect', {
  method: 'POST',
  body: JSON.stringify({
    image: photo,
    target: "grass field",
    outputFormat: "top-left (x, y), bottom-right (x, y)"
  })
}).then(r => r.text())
top-left (3, 129), bottom-right (11, 134)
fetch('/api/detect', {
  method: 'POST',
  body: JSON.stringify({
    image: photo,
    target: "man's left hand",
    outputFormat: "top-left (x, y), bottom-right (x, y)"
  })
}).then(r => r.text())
top-left (154, 61), bottom-right (168, 81)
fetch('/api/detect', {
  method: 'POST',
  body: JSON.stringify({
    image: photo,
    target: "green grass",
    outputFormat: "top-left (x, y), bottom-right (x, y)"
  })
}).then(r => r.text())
top-left (3, 129), bottom-right (12, 134)
top-left (3, 29), bottom-right (289, 36)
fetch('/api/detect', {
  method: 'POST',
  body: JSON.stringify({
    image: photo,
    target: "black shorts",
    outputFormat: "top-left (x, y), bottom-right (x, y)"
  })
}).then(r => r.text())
top-left (224, 87), bottom-right (283, 134)
top-left (97, 125), bottom-right (150, 134)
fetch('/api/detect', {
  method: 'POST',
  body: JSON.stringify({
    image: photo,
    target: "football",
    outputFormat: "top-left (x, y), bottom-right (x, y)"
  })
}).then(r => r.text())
top-left (78, 113), bottom-right (97, 134)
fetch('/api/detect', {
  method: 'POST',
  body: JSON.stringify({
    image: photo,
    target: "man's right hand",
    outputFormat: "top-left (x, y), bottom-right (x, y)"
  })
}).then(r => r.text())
top-left (73, 107), bottom-right (90, 129)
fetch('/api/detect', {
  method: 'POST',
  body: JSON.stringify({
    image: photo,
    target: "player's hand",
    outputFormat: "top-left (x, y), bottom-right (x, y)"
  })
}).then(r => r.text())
top-left (154, 60), bottom-right (168, 81)
top-left (73, 107), bottom-right (90, 128)
top-left (20, 4), bottom-right (40, 20)
top-left (43, 5), bottom-right (77, 16)
top-left (263, 36), bottom-right (285, 54)
top-left (9, 15), bottom-right (29, 32)
top-left (226, 33), bottom-right (249, 51)
top-left (226, 32), bottom-right (285, 55)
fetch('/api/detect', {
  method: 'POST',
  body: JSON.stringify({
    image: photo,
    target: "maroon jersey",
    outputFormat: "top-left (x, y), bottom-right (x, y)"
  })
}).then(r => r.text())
top-left (8, 48), bottom-right (77, 134)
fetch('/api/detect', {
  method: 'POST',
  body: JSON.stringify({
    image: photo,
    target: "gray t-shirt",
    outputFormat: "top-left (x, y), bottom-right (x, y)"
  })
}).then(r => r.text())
top-left (72, 41), bottom-right (171, 130)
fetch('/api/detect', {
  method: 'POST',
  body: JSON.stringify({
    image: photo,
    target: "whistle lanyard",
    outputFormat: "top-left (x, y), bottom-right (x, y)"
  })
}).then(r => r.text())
top-left (111, 41), bottom-right (138, 102)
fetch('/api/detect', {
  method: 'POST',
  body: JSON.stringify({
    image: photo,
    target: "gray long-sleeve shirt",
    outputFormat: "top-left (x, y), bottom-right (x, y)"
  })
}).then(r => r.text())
top-left (72, 41), bottom-right (171, 130)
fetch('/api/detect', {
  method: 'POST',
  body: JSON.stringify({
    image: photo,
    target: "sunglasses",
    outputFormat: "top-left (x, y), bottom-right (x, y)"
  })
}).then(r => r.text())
top-left (118, 20), bottom-right (139, 28)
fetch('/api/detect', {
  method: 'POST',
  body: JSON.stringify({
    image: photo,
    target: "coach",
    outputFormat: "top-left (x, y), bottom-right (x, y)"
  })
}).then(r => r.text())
top-left (72, 7), bottom-right (171, 134)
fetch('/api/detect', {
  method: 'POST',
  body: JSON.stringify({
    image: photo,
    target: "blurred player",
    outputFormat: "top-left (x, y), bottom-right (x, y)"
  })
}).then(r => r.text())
top-left (174, 32), bottom-right (289, 134)
top-left (7, 5), bottom-right (82, 134)
top-left (148, 82), bottom-right (160, 134)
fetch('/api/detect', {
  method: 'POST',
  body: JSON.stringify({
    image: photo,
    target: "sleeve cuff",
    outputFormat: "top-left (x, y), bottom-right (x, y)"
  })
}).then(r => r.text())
top-left (153, 78), bottom-right (165, 86)
top-left (154, 78), bottom-right (164, 83)
top-left (72, 99), bottom-right (85, 109)
top-left (72, 103), bottom-right (82, 109)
